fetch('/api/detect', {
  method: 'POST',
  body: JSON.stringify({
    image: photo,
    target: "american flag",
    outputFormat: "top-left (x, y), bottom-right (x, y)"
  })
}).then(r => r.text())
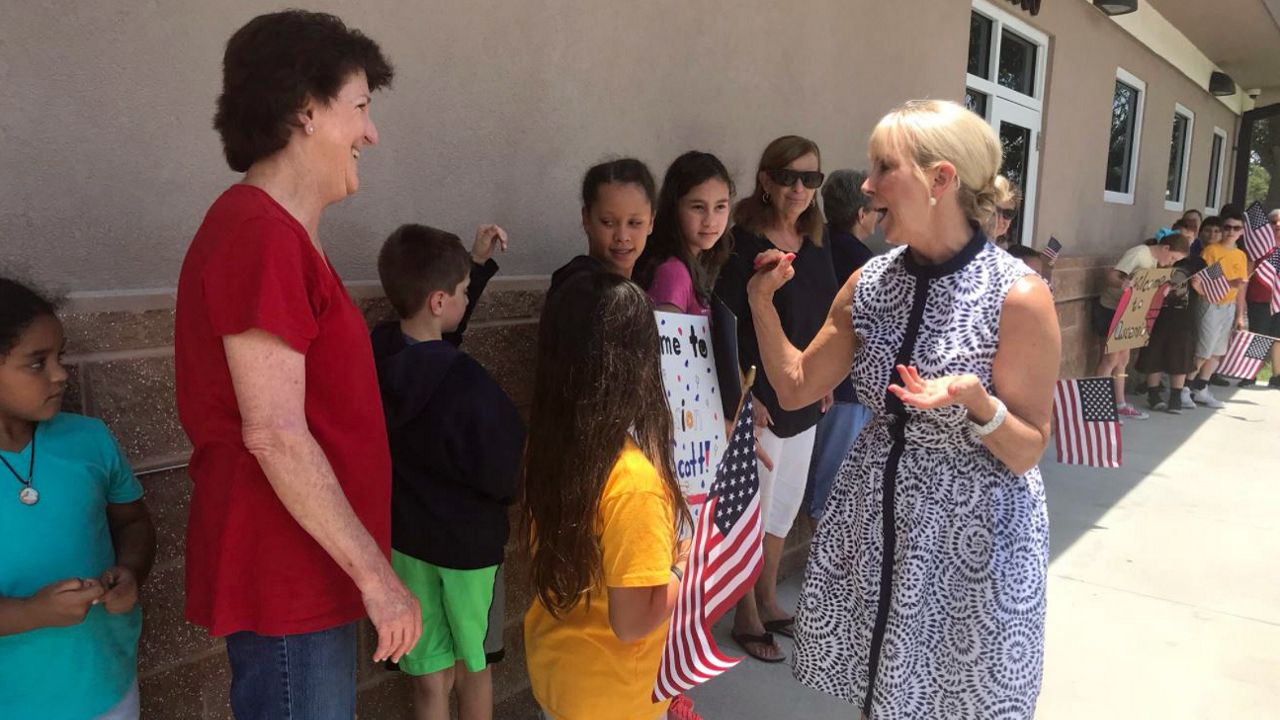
top-left (1053, 377), bottom-right (1122, 468)
top-left (1040, 236), bottom-right (1063, 262)
top-left (1193, 262), bottom-right (1232, 305)
top-left (1217, 331), bottom-right (1277, 380)
top-left (653, 396), bottom-right (763, 702)
top-left (1243, 202), bottom-right (1277, 263)
top-left (1255, 250), bottom-right (1280, 316)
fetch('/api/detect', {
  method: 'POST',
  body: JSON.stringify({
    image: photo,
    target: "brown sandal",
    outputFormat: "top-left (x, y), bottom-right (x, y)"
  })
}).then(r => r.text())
top-left (731, 630), bottom-right (785, 663)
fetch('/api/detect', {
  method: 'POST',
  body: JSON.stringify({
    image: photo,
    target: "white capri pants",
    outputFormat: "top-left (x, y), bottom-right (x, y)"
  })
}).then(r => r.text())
top-left (756, 425), bottom-right (817, 538)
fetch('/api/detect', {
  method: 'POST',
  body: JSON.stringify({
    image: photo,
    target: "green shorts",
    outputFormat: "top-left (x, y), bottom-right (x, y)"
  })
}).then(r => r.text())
top-left (391, 551), bottom-right (505, 676)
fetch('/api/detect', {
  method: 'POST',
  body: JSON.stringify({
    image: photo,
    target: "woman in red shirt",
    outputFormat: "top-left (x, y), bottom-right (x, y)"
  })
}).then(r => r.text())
top-left (174, 11), bottom-right (419, 719)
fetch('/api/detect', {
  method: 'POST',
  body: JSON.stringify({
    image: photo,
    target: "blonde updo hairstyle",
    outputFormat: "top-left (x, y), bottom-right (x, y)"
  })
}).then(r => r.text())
top-left (993, 175), bottom-right (1022, 208)
top-left (868, 100), bottom-right (1002, 227)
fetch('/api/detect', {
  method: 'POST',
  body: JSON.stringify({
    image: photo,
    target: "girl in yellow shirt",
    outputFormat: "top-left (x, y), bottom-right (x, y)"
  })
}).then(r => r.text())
top-left (522, 271), bottom-right (691, 720)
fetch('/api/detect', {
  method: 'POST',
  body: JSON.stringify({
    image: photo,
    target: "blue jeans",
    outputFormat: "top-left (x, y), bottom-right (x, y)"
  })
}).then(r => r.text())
top-left (804, 401), bottom-right (873, 518)
top-left (225, 621), bottom-right (358, 720)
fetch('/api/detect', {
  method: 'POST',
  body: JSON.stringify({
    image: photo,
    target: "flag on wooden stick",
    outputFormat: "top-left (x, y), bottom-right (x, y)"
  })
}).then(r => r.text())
top-left (654, 382), bottom-right (764, 702)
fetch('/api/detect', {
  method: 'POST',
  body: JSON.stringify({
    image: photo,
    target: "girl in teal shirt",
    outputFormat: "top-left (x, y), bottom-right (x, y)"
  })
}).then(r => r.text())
top-left (0, 278), bottom-right (155, 719)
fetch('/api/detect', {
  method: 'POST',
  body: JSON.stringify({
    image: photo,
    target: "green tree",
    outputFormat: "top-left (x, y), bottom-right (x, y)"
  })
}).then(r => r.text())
top-left (1244, 117), bottom-right (1279, 209)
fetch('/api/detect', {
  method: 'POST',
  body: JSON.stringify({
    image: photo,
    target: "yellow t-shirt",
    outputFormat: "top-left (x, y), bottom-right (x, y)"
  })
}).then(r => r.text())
top-left (1201, 243), bottom-right (1249, 305)
top-left (524, 441), bottom-right (677, 720)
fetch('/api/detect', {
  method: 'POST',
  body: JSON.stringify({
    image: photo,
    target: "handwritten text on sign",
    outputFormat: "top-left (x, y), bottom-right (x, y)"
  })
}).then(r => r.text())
top-left (656, 311), bottom-right (726, 509)
top-left (1105, 267), bottom-right (1174, 353)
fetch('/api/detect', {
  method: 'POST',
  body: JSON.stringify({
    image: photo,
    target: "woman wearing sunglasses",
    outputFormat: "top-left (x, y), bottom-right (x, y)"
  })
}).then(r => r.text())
top-left (714, 135), bottom-right (838, 664)
top-left (989, 175), bottom-right (1021, 249)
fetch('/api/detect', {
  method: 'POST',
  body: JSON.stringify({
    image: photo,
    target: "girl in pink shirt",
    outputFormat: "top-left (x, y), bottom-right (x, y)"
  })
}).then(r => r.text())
top-left (635, 152), bottom-right (736, 315)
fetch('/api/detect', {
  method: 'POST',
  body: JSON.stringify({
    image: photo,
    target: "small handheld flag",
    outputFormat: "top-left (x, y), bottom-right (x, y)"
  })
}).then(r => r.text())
top-left (1253, 251), bottom-right (1280, 316)
top-left (1040, 236), bottom-right (1063, 262)
top-left (1053, 377), bottom-right (1122, 468)
top-left (1243, 202), bottom-right (1277, 263)
top-left (654, 381), bottom-right (764, 702)
top-left (1217, 331), bottom-right (1277, 381)
top-left (1193, 263), bottom-right (1232, 305)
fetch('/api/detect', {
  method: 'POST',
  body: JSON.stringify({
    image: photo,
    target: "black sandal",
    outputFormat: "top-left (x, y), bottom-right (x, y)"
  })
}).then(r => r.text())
top-left (762, 616), bottom-right (795, 639)
top-left (731, 630), bottom-right (785, 663)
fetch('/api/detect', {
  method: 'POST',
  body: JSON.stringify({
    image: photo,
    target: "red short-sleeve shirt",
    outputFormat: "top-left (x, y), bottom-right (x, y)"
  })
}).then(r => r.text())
top-left (175, 185), bottom-right (391, 636)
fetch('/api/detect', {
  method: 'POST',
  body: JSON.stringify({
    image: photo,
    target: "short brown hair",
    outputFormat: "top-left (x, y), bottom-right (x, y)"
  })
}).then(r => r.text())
top-left (1158, 233), bottom-right (1190, 254)
top-left (214, 11), bottom-right (394, 172)
top-left (377, 225), bottom-right (471, 319)
top-left (735, 135), bottom-right (826, 245)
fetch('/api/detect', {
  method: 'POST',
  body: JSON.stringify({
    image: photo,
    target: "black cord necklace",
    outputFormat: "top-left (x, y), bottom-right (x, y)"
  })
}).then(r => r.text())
top-left (0, 427), bottom-right (38, 506)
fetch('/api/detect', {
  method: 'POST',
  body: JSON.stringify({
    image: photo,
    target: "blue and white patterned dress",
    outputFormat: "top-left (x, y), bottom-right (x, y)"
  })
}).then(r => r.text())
top-left (791, 230), bottom-right (1049, 719)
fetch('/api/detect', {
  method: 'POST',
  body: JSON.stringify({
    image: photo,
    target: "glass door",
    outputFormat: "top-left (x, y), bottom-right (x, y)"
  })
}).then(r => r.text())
top-left (1234, 103), bottom-right (1280, 210)
top-left (991, 98), bottom-right (1041, 247)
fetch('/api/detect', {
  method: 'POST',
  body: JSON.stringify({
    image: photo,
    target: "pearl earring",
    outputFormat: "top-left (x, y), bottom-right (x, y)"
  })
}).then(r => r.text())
top-left (929, 197), bottom-right (937, 207)
top-left (306, 124), bottom-right (314, 135)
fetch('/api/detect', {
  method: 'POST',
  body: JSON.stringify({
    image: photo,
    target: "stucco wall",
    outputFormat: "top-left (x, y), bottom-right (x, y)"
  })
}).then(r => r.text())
top-left (1025, 0), bottom-right (1240, 253)
top-left (1, 0), bottom-right (969, 293)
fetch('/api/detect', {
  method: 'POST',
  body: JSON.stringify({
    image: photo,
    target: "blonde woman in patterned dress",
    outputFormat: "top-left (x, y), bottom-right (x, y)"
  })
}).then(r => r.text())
top-left (744, 100), bottom-right (1060, 719)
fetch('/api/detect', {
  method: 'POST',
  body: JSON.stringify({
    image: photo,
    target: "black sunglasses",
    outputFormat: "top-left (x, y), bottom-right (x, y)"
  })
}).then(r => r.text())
top-left (767, 169), bottom-right (825, 189)
top-left (998, 208), bottom-right (1018, 220)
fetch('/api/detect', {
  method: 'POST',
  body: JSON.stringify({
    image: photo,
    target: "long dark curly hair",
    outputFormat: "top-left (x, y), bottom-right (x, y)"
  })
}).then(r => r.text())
top-left (523, 272), bottom-right (689, 616)
top-left (634, 151), bottom-right (736, 307)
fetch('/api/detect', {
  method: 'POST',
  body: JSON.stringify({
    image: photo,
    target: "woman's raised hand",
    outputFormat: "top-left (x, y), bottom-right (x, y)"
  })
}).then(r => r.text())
top-left (746, 250), bottom-right (797, 301)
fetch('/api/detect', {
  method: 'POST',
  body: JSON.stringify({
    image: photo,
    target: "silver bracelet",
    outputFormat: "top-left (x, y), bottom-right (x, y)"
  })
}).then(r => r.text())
top-left (671, 564), bottom-right (684, 582)
top-left (969, 396), bottom-right (1007, 438)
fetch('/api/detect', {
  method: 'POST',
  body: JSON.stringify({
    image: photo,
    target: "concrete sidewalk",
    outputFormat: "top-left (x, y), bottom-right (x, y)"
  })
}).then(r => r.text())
top-left (684, 384), bottom-right (1280, 719)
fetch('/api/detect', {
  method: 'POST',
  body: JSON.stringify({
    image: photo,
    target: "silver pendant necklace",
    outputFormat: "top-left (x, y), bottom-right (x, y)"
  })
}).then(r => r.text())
top-left (0, 427), bottom-right (38, 506)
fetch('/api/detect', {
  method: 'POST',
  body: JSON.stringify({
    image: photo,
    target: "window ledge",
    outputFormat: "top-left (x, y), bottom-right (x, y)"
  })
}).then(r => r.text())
top-left (1164, 200), bottom-right (1185, 212)
top-left (1104, 191), bottom-right (1136, 205)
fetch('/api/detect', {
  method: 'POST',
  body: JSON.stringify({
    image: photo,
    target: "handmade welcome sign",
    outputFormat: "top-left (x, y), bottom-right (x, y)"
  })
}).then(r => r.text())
top-left (656, 311), bottom-right (726, 512)
top-left (1105, 267), bottom-right (1174, 353)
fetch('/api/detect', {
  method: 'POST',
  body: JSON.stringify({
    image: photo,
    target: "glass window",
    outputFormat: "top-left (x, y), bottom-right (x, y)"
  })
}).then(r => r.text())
top-left (968, 12), bottom-right (993, 78)
top-left (1206, 132), bottom-right (1224, 208)
top-left (965, 89), bottom-right (989, 118)
top-left (999, 121), bottom-right (1031, 245)
top-left (1165, 110), bottom-right (1191, 204)
top-left (1106, 80), bottom-right (1140, 194)
top-left (998, 30), bottom-right (1037, 97)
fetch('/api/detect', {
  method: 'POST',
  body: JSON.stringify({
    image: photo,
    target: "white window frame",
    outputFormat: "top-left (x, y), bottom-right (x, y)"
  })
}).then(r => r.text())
top-left (1205, 126), bottom-right (1228, 214)
top-left (1104, 67), bottom-right (1147, 206)
top-left (1163, 103), bottom-right (1195, 212)
top-left (966, 0), bottom-right (1049, 115)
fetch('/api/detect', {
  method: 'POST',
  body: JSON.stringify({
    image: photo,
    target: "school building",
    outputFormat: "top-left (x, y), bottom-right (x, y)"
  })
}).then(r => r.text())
top-left (2, 0), bottom-right (1277, 716)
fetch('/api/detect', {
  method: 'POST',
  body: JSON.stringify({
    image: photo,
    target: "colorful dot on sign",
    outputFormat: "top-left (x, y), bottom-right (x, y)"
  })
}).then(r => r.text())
top-left (684, 359), bottom-right (689, 368)
top-left (685, 385), bottom-right (690, 391)
top-left (695, 394), bottom-right (700, 401)
top-left (678, 327), bottom-right (683, 336)
top-left (660, 319), bottom-right (666, 326)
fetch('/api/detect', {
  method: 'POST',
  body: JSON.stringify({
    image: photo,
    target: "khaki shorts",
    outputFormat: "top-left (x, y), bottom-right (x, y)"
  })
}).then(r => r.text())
top-left (1195, 301), bottom-right (1235, 358)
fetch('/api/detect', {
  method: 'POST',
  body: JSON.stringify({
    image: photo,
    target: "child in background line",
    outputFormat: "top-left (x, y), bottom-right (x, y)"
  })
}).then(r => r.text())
top-left (548, 158), bottom-right (657, 298)
top-left (1136, 250), bottom-right (1206, 413)
top-left (634, 151), bottom-right (736, 315)
top-left (1190, 207), bottom-right (1250, 407)
top-left (0, 278), bottom-right (155, 720)
top-left (370, 225), bottom-right (524, 720)
top-left (523, 272), bottom-right (690, 720)
top-left (1008, 244), bottom-right (1055, 293)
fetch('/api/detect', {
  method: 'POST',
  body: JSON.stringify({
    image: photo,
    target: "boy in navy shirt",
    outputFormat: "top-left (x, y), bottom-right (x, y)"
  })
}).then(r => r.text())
top-left (370, 225), bottom-right (525, 720)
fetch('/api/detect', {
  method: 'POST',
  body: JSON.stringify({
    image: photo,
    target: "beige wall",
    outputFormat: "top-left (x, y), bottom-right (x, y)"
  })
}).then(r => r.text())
top-left (1025, 0), bottom-right (1239, 253)
top-left (2, 0), bottom-right (970, 294)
